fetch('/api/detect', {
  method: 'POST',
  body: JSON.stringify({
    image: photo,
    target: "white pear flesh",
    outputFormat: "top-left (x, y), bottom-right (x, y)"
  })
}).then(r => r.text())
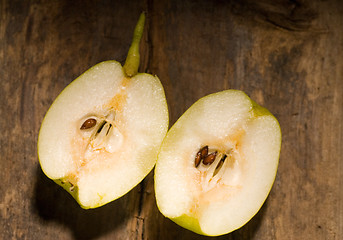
top-left (154, 90), bottom-right (281, 236)
top-left (38, 61), bottom-right (168, 208)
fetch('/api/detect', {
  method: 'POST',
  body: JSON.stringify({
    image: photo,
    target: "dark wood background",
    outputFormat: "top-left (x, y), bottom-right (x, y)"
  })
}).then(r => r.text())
top-left (1, 0), bottom-right (342, 239)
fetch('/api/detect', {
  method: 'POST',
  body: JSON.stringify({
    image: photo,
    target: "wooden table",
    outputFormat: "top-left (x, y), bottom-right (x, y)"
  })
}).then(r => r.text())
top-left (1, 0), bottom-right (342, 239)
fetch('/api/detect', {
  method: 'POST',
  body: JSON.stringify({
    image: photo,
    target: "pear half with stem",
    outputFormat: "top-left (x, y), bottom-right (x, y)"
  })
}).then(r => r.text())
top-left (38, 13), bottom-right (169, 209)
top-left (155, 90), bottom-right (281, 236)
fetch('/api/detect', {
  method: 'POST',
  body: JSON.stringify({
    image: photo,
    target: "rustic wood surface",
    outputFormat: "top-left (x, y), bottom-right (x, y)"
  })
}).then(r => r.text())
top-left (1, 0), bottom-right (342, 239)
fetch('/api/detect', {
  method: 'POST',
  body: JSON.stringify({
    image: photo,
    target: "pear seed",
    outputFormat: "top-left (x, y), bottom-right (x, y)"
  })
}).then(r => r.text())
top-left (203, 151), bottom-right (217, 165)
top-left (80, 118), bottom-right (97, 130)
top-left (195, 146), bottom-right (208, 167)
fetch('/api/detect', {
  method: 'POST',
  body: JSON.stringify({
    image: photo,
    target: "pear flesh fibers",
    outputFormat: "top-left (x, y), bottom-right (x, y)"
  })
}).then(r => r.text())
top-left (155, 90), bottom-right (281, 236)
top-left (38, 13), bottom-right (169, 209)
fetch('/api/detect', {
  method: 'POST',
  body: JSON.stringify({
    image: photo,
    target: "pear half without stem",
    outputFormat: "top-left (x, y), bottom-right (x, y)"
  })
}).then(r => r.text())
top-left (38, 13), bottom-right (169, 209)
top-left (155, 90), bottom-right (281, 236)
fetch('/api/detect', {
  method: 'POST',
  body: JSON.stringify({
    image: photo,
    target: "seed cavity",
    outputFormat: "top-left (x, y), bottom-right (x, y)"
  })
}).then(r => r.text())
top-left (195, 146), bottom-right (230, 184)
top-left (80, 110), bottom-right (123, 155)
top-left (96, 121), bottom-right (106, 133)
top-left (194, 144), bottom-right (241, 192)
top-left (80, 118), bottom-right (97, 130)
top-left (213, 155), bottom-right (227, 177)
top-left (106, 124), bottom-right (113, 135)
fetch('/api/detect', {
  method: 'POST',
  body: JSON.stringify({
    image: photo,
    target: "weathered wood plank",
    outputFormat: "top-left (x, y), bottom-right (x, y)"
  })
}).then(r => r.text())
top-left (0, 0), bottom-right (342, 239)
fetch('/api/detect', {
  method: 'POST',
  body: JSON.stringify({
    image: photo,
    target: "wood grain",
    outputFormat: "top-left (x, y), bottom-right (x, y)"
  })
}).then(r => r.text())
top-left (1, 0), bottom-right (342, 239)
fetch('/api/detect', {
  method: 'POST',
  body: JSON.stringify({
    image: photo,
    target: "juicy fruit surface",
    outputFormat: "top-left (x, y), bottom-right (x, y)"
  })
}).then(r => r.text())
top-left (38, 61), bottom-right (168, 208)
top-left (155, 90), bottom-right (281, 236)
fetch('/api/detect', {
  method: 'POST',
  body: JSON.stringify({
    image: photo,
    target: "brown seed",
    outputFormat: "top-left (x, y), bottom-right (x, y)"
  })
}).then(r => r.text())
top-left (200, 146), bottom-right (208, 158)
top-left (203, 151), bottom-right (217, 165)
top-left (194, 155), bottom-right (201, 167)
top-left (80, 118), bottom-right (97, 130)
top-left (195, 146), bottom-right (208, 167)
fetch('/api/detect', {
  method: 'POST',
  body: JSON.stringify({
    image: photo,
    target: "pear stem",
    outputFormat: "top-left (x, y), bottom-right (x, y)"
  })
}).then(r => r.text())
top-left (123, 12), bottom-right (146, 77)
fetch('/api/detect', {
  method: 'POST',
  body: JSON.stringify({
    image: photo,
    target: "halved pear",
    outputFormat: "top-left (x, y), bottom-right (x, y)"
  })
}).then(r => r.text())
top-left (155, 90), bottom-right (281, 236)
top-left (38, 13), bottom-right (169, 209)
